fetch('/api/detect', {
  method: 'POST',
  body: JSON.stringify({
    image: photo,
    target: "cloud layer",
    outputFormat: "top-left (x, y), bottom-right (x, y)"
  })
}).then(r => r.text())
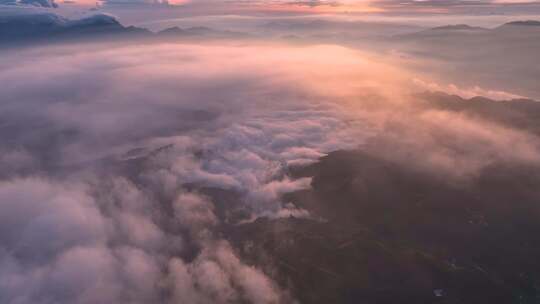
top-left (1, 40), bottom-right (540, 304)
top-left (0, 42), bottom-right (390, 304)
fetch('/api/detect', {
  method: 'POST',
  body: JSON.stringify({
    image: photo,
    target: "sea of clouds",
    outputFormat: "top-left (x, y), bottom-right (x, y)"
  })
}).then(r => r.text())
top-left (0, 42), bottom-right (386, 304)
top-left (1, 41), bottom-right (540, 304)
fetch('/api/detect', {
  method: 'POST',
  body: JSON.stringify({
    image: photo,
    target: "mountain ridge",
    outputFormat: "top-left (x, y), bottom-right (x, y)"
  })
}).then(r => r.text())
top-left (0, 12), bottom-right (251, 46)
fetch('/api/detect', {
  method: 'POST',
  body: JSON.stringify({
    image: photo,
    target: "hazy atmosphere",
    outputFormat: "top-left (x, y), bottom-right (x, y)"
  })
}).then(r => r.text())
top-left (1, 0), bottom-right (540, 303)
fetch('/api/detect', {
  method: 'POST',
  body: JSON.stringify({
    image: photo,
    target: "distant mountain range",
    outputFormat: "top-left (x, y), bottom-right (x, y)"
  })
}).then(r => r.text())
top-left (0, 13), bottom-right (148, 43)
top-left (0, 0), bottom-right (57, 8)
top-left (502, 20), bottom-right (540, 27)
top-left (397, 19), bottom-right (540, 39)
top-left (0, 12), bottom-right (250, 47)
top-left (2, 12), bottom-right (539, 47)
top-left (391, 19), bottom-right (540, 99)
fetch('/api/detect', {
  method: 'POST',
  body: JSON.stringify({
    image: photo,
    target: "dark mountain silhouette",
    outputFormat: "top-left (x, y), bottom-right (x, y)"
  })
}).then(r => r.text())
top-left (0, 13), bottom-right (149, 45)
top-left (431, 24), bottom-right (485, 31)
top-left (0, 12), bottom-right (250, 47)
top-left (252, 148), bottom-right (540, 304)
top-left (500, 20), bottom-right (540, 27)
top-left (222, 93), bottom-right (540, 303)
top-left (0, 0), bottom-right (57, 8)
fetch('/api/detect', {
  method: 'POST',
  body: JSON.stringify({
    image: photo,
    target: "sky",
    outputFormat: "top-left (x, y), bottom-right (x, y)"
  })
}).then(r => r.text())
top-left (3, 0), bottom-right (540, 30)
top-left (38, 0), bottom-right (540, 16)
top-left (91, 0), bottom-right (540, 10)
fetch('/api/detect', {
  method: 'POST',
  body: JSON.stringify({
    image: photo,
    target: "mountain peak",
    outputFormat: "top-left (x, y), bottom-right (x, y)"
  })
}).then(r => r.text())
top-left (502, 20), bottom-right (540, 27)
top-left (67, 14), bottom-right (121, 27)
top-left (0, 0), bottom-right (58, 8)
top-left (0, 13), bottom-right (150, 45)
top-left (431, 24), bottom-right (485, 31)
top-left (0, 12), bottom-right (67, 26)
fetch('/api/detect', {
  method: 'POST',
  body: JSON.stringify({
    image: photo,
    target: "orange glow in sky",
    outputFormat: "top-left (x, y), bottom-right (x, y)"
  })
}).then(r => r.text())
top-left (258, 1), bottom-right (382, 14)
top-left (67, 0), bottom-right (382, 14)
